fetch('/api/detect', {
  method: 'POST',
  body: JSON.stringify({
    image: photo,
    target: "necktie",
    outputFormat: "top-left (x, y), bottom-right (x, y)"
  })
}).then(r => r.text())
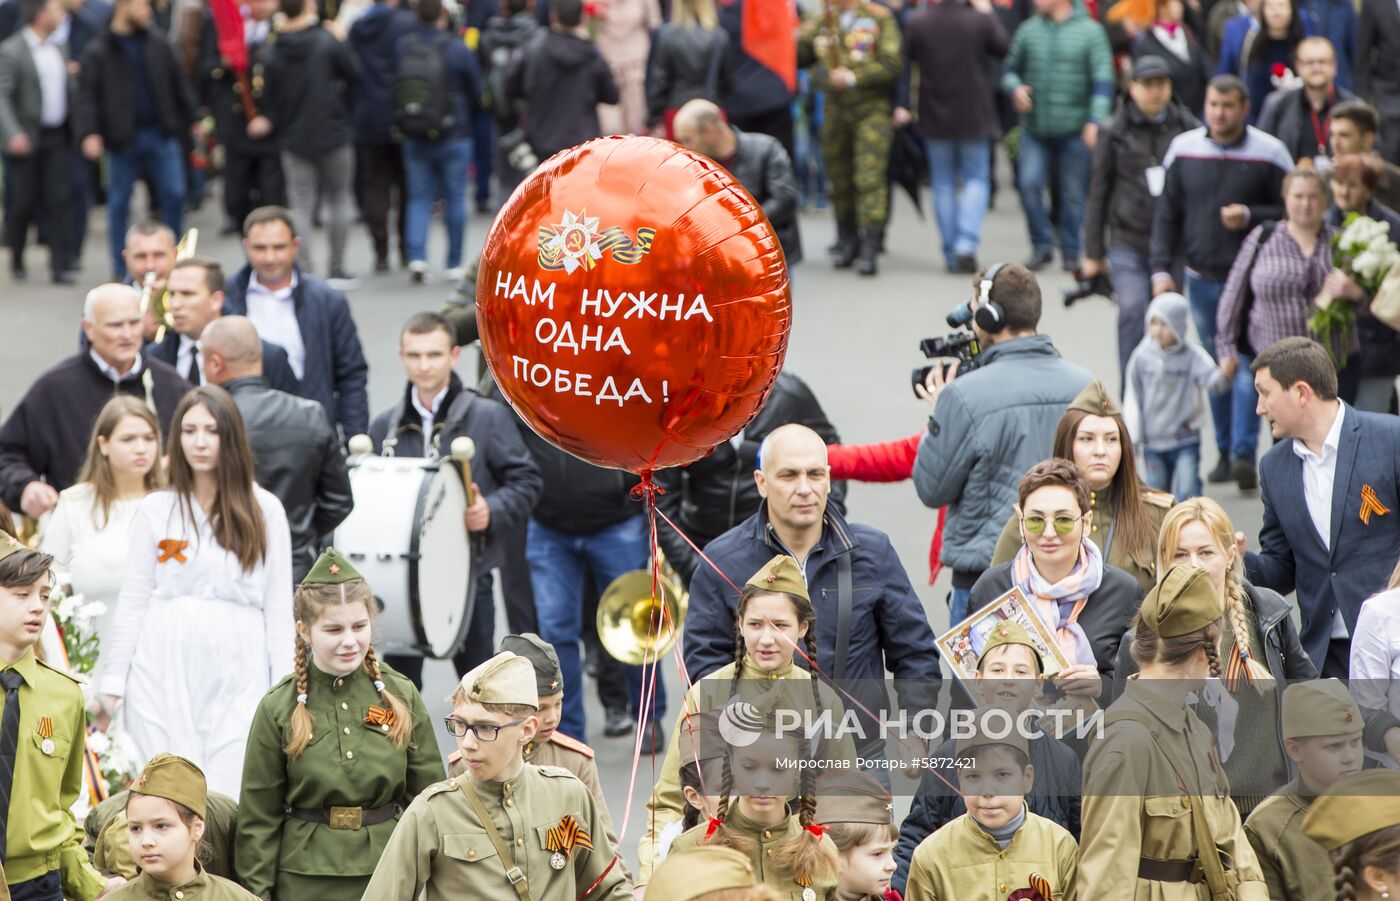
top-left (187, 343), bottom-right (202, 386)
top-left (0, 669), bottom-right (24, 863)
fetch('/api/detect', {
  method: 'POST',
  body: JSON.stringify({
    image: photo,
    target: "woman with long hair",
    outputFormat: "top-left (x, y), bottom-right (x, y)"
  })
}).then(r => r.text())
top-left (993, 380), bottom-right (1172, 593)
top-left (645, 0), bottom-right (732, 137)
top-left (42, 395), bottom-right (164, 640)
top-left (98, 385), bottom-right (293, 796)
top-left (1218, 0), bottom-right (1313, 119)
top-left (1302, 769), bottom-right (1400, 900)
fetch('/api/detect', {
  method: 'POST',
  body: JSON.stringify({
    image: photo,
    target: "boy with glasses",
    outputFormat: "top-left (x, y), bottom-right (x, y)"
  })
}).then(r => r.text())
top-left (363, 651), bottom-right (632, 899)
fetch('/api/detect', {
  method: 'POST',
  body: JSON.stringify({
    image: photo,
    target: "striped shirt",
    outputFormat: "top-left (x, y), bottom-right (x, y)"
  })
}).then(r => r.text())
top-left (1215, 221), bottom-right (1339, 361)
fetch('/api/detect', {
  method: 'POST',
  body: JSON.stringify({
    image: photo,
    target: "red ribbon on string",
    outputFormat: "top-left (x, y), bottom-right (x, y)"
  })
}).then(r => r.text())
top-left (705, 816), bottom-right (724, 839)
top-left (804, 823), bottom-right (828, 838)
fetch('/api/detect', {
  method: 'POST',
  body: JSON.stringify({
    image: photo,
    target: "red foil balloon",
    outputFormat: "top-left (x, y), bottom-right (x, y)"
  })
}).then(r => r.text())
top-left (476, 135), bottom-right (792, 474)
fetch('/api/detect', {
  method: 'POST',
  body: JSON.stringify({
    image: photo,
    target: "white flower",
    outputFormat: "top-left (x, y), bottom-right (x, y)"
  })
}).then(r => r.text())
top-left (1355, 250), bottom-right (1381, 280)
top-left (86, 729), bottom-right (111, 756)
top-left (54, 593), bottom-right (81, 622)
top-left (102, 729), bottom-right (140, 777)
top-left (73, 601), bottom-right (107, 633)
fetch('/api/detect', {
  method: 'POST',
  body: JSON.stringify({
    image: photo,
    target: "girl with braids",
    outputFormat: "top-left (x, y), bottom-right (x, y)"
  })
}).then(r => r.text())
top-left (98, 385), bottom-right (293, 796)
top-left (1115, 497), bottom-right (1316, 817)
top-left (235, 549), bottom-right (443, 901)
top-left (1078, 564), bottom-right (1270, 900)
top-left (656, 712), bottom-right (726, 862)
top-left (1302, 769), bottom-right (1400, 901)
top-left (639, 555), bottom-right (859, 890)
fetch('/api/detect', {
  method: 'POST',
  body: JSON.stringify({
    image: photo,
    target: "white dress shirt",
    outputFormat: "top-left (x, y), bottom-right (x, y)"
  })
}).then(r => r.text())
top-left (1291, 401), bottom-right (1347, 637)
top-left (411, 384), bottom-right (448, 454)
top-left (176, 334), bottom-right (203, 384)
top-left (1152, 24), bottom-right (1191, 62)
top-left (90, 348), bottom-right (144, 382)
top-left (244, 272), bottom-right (305, 380)
top-left (22, 27), bottom-right (67, 128)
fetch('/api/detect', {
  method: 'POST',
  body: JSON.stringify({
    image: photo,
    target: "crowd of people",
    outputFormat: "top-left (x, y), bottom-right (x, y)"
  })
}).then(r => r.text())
top-left (3, 0), bottom-right (1400, 898)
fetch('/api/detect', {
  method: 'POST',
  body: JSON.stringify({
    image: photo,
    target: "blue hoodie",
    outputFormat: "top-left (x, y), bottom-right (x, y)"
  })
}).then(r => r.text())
top-left (349, 2), bottom-right (418, 143)
top-left (1123, 292), bottom-right (1229, 452)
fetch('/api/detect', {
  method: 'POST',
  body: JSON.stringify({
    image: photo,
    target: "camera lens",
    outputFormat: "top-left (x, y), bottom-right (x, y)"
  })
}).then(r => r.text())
top-left (946, 301), bottom-right (974, 329)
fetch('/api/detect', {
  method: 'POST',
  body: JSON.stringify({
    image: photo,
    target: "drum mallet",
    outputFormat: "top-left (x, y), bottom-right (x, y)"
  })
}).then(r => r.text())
top-left (451, 437), bottom-right (477, 506)
top-left (347, 434), bottom-right (374, 457)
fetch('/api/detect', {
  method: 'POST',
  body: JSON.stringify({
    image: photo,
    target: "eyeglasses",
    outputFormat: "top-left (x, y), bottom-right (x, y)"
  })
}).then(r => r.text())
top-left (443, 717), bottom-right (525, 741)
top-left (1022, 513), bottom-right (1084, 536)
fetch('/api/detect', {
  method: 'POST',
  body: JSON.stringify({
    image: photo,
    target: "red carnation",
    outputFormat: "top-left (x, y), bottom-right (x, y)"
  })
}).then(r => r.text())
top-left (1272, 62), bottom-right (1287, 77)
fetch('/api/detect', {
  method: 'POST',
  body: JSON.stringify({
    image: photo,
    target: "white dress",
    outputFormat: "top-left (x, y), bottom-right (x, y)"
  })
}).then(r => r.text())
top-left (1351, 587), bottom-right (1400, 768)
top-left (99, 485), bottom-right (294, 796)
top-left (41, 482), bottom-right (145, 640)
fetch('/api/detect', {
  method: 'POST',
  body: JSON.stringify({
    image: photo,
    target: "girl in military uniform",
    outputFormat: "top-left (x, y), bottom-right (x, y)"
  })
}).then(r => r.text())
top-left (104, 754), bottom-right (259, 900)
top-left (234, 549), bottom-right (444, 901)
top-left (819, 772), bottom-right (898, 901)
top-left (1302, 769), bottom-right (1400, 900)
top-left (640, 555), bottom-right (859, 886)
top-left (1078, 564), bottom-right (1270, 900)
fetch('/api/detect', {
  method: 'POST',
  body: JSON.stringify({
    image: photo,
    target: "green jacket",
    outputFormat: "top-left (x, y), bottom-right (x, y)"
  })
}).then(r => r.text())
top-left (797, 2), bottom-right (901, 106)
top-left (1001, 3), bottom-right (1114, 136)
top-left (103, 868), bottom-right (259, 900)
top-left (234, 662), bottom-right (444, 898)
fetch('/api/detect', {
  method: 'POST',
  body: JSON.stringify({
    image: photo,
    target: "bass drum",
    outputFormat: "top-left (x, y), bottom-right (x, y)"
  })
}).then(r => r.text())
top-left (336, 456), bottom-right (474, 658)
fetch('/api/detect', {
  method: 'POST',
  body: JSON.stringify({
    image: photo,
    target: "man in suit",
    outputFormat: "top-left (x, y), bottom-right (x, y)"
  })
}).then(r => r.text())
top-left (151, 256), bottom-right (299, 393)
top-left (0, 0), bottom-right (77, 283)
top-left (1242, 337), bottom-right (1400, 676)
top-left (1356, 0), bottom-right (1400, 163)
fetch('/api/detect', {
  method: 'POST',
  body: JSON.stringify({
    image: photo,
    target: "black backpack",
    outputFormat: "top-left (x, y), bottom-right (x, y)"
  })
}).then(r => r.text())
top-left (393, 32), bottom-right (455, 141)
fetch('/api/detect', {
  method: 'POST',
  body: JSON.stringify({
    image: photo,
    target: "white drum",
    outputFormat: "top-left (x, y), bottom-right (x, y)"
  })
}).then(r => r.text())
top-left (336, 456), bottom-right (475, 658)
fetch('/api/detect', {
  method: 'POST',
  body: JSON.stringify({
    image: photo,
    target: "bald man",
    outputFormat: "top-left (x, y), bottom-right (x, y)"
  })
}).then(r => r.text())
top-left (204, 316), bottom-right (352, 581)
top-left (672, 99), bottom-right (802, 265)
top-left (0, 284), bottom-right (189, 516)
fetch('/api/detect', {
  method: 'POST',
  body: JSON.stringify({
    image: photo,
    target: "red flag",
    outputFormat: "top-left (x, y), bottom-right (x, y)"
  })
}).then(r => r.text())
top-left (210, 0), bottom-right (249, 74)
top-left (742, 0), bottom-right (797, 94)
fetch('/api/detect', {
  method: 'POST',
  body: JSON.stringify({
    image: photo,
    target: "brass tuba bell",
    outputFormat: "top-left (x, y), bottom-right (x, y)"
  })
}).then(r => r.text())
top-left (140, 227), bottom-right (200, 344)
top-left (597, 551), bottom-right (688, 666)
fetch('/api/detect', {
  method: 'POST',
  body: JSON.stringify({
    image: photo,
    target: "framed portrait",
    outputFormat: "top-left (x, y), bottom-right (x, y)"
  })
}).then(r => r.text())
top-left (934, 587), bottom-right (1071, 685)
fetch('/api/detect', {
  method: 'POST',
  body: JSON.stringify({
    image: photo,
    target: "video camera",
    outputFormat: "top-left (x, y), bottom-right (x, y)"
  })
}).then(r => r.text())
top-left (910, 301), bottom-right (985, 396)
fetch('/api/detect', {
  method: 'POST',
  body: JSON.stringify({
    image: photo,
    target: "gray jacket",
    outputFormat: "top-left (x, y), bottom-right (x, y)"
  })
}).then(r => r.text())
top-left (724, 126), bottom-right (801, 264)
top-left (1123, 292), bottom-right (1227, 453)
top-left (0, 29), bottom-right (76, 146)
top-left (912, 333), bottom-right (1091, 575)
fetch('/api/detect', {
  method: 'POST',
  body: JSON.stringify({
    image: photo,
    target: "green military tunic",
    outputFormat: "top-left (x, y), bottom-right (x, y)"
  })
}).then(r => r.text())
top-left (669, 808), bottom-right (840, 901)
top-left (796, 2), bottom-right (901, 232)
top-left (103, 867), bottom-right (260, 900)
top-left (1242, 778), bottom-right (1333, 901)
top-left (360, 764), bottom-right (632, 901)
top-left (904, 808), bottom-right (1079, 901)
top-left (87, 790), bottom-right (240, 880)
top-left (639, 656), bottom-right (861, 885)
top-left (235, 662), bottom-right (444, 901)
top-left (992, 484), bottom-right (1173, 593)
top-left (1, 649), bottom-right (105, 900)
top-left (1078, 681), bottom-right (1269, 900)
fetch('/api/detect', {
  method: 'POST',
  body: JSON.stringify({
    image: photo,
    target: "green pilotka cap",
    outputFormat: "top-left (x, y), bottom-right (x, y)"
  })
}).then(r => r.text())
top-left (0, 531), bottom-right (27, 564)
top-left (647, 846), bottom-right (760, 899)
top-left (745, 554), bottom-right (809, 602)
top-left (1140, 565), bottom-right (1223, 638)
top-left (1067, 379), bottom-right (1122, 418)
top-left (1282, 678), bottom-right (1364, 740)
top-left (1303, 770), bottom-right (1400, 850)
top-left (132, 753), bottom-right (208, 820)
top-left (815, 770), bottom-right (895, 826)
top-left (975, 620), bottom-right (1044, 673)
top-left (500, 633), bottom-right (564, 698)
top-left (301, 547), bottom-right (362, 585)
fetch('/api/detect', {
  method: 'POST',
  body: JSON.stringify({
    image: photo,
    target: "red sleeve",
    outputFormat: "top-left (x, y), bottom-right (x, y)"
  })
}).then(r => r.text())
top-left (826, 433), bottom-right (922, 482)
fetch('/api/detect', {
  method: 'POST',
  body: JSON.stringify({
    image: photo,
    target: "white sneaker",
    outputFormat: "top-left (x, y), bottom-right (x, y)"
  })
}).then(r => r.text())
top-left (408, 260), bottom-right (429, 285)
top-left (444, 266), bottom-right (466, 283)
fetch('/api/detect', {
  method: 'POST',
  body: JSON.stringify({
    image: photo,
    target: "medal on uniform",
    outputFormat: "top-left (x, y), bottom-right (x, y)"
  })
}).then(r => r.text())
top-left (549, 851), bottom-right (567, 870)
top-left (38, 716), bottom-right (54, 756)
top-left (796, 874), bottom-right (816, 901)
top-left (545, 814), bottom-right (593, 870)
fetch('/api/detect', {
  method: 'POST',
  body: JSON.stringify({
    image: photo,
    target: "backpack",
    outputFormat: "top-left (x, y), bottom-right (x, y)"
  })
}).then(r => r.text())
top-left (393, 32), bottom-right (455, 141)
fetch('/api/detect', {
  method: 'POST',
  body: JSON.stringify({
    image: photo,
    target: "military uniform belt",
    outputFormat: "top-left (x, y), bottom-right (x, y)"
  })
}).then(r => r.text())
top-left (1138, 857), bottom-right (1199, 882)
top-left (288, 803), bottom-right (399, 830)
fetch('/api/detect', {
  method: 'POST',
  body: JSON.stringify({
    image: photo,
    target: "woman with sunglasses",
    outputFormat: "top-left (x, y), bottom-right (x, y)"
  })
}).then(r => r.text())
top-left (970, 459), bottom-right (1145, 690)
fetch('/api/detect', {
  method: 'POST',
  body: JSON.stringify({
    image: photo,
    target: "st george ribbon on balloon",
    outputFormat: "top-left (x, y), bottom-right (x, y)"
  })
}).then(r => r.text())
top-left (475, 134), bottom-right (793, 476)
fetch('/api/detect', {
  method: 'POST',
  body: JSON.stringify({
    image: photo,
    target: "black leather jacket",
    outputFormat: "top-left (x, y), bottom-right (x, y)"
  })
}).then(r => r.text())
top-left (655, 370), bottom-right (842, 585)
top-left (223, 376), bottom-right (354, 581)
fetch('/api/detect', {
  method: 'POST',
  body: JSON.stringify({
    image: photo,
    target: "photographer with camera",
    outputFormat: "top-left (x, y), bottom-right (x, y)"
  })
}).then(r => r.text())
top-left (912, 263), bottom-right (1092, 625)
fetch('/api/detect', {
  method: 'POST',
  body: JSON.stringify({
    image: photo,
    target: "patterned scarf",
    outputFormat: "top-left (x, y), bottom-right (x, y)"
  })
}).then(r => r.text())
top-left (1012, 540), bottom-right (1105, 667)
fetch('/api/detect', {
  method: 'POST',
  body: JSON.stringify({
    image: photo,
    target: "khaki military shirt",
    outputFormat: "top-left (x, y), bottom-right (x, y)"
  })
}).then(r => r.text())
top-left (905, 809), bottom-right (1079, 901)
top-left (235, 663), bottom-right (444, 896)
top-left (87, 790), bottom-right (240, 881)
top-left (1079, 682), bottom-right (1269, 900)
top-left (1242, 779), bottom-right (1333, 901)
top-left (362, 764), bottom-right (632, 901)
top-left (1, 649), bottom-right (105, 900)
top-left (103, 867), bottom-right (260, 900)
top-left (669, 808), bottom-right (839, 901)
top-left (795, 2), bottom-right (901, 106)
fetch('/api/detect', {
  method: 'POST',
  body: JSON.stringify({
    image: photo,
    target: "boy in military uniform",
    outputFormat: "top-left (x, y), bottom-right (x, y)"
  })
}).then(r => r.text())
top-left (0, 534), bottom-right (119, 901)
top-left (361, 652), bottom-right (632, 900)
top-left (86, 788), bottom-right (240, 881)
top-left (797, 0), bottom-right (902, 276)
top-left (1244, 678), bottom-right (1367, 901)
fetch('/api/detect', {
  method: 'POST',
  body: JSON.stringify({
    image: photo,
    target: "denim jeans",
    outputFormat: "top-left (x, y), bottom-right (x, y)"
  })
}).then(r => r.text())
top-left (403, 137), bottom-right (472, 269)
top-left (1108, 245), bottom-right (1153, 383)
top-left (925, 138), bottom-right (991, 266)
top-left (106, 127), bottom-right (186, 277)
top-left (526, 515), bottom-right (667, 740)
top-left (1186, 273), bottom-right (1231, 455)
top-left (1016, 131), bottom-right (1091, 258)
top-left (949, 586), bottom-right (972, 629)
top-left (1229, 351), bottom-right (1261, 461)
top-left (1144, 442), bottom-right (1203, 501)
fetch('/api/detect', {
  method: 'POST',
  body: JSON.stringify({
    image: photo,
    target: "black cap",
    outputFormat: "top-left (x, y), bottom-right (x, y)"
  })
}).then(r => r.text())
top-left (1132, 55), bottom-right (1173, 81)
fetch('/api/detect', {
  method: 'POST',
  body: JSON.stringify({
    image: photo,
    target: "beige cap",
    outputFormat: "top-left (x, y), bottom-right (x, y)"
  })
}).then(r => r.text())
top-left (132, 753), bottom-right (207, 820)
top-left (1303, 770), bottom-right (1400, 850)
top-left (647, 846), bottom-right (759, 898)
top-left (457, 651), bottom-right (539, 709)
top-left (745, 554), bottom-right (809, 602)
top-left (1282, 678), bottom-right (1364, 740)
top-left (1140, 565), bottom-right (1223, 638)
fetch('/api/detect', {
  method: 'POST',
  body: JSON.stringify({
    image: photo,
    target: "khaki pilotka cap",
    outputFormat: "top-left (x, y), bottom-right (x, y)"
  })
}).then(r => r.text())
top-left (955, 726), bottom-right (1031, 760)
top-left (1140, 565), bottom-right (1223, 637)
top-left (500, 633), bottom-right (564, 697)
top-left (746, 554), bottom-right (809, 601)
top-left (1282, 678), bottom-right (1364, 740)
top-left (815, 771), bottom-right (895, 826)
top-left (1066, 379), bottom-right (1122, 418)
top-left (1303, 770), bottom-right (1400, 850)
top-left (131, 753), bottom-right (208, 820)
top-left (0, 531), bottom-right (27, 564)
top-left (301, 547), bottom-right (363, 584)
top-left (646, 846), bottom-right (760, 899)
top-left (975, 620), bottom-right (1045, 672)
top-left (458, 651), bottom-right (539, 709)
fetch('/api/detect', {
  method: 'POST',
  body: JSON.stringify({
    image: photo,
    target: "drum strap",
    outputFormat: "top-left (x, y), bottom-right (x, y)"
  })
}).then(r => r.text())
top-left (834, 553), bottom-right (852, 681)
top-left (461, 777), bottom-right (534, 901)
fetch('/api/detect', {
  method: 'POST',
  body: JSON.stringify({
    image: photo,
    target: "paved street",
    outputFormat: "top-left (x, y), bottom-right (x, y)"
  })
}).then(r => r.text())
top-left (2, 172), bottom-right (1266, 872)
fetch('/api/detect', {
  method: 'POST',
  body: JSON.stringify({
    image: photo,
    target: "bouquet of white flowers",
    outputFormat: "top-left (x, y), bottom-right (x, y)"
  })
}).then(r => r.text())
top-left (1311, 213), bottom-right (1400, 367)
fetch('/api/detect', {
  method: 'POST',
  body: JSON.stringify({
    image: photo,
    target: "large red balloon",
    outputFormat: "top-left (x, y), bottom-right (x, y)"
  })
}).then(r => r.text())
top-left (476, 135), bottom-right (792, 474)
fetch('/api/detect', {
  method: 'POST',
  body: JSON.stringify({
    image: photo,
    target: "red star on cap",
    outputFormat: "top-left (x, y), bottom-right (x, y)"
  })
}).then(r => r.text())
top-left (329, 563), bottom-right (340, 575)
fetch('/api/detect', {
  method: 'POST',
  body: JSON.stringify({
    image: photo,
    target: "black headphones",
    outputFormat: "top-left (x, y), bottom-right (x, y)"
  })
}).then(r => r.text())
top-left (974, 262), bottom-right (1009, 333)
